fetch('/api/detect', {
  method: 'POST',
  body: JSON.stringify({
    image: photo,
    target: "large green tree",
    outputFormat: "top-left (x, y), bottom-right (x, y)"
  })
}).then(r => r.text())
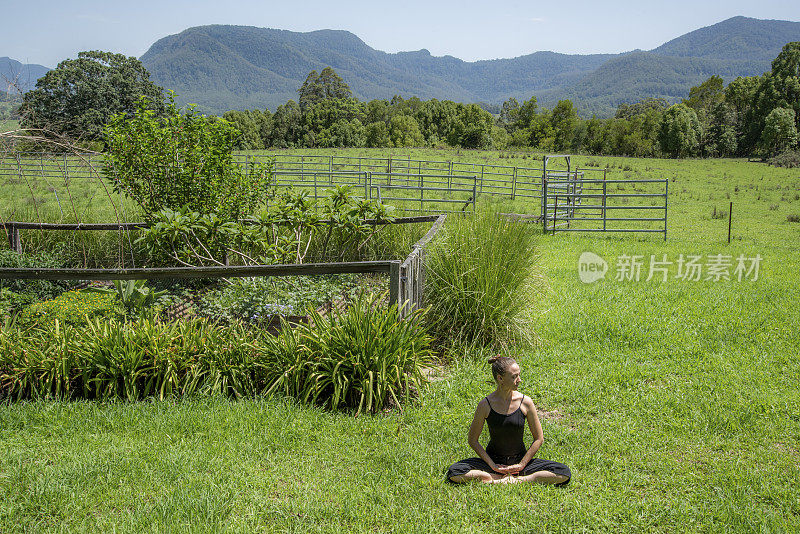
top-left (103, 96), bottom-right (270, 221)
top-left (761, 107), bottom-right (798, 154)
top-left (19, 51), bottom-right (164, 141)
top-left (659, 104), bottom-right (702, 157)
top-left (298, 67), bottom-right (352, 111)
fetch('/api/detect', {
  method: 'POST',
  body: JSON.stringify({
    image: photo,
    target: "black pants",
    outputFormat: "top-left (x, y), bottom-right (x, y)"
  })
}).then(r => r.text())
top-left (446, 453), bottom-right (571, 485)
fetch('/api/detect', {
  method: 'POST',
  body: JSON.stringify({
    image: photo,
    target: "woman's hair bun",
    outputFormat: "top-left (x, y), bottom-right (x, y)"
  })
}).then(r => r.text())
top-left (488, 354), bottom-right (516, 379)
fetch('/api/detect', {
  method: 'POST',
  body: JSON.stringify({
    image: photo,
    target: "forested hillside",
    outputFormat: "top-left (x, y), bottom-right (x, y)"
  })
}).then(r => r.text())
top-left (139, 16), bottom-right (800, 116)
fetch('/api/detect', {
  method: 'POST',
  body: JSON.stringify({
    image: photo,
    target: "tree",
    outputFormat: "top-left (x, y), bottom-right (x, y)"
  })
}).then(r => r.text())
top-left (771, 41), bottom-right (800, 80)
top-left (684, 76), bottom-right (725, 115)
top-left (550, 100), bottom-right (578, 151)
top-left (103, 96), bottom-right (271, 221)
top-left (684, 76), bottom-right (726, 156)
top-left (615, 98), bottom-right (668, 120)
top-left (365, 122), bottom-right (391, 147)
top-left (19, 51), bottom-right (164, 141)
top-left (298, 67), bottom-right (352, 111)
top-left (770, 42), bottom-right (800, 134)
top-left (449, 104), bottom-right (493, 148)
top-left (498, 98), bottom-right (520, 131)
top-left (389, 115), bottom-right (424, 147)
top-left (659, 104), bottom-right (702, 157)
top-left (761, 107), bottom-right (798, 155)
top-left (269, 100), bottom-right (302, 147)
top-left (223, 109), bottom-right (272, 150)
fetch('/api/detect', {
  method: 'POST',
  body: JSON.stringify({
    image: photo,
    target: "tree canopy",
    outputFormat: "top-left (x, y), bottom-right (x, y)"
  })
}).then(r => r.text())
top-left (20, 51), bottom-right (164, 141)
top-left (298, 67), bottom-right (352, 111)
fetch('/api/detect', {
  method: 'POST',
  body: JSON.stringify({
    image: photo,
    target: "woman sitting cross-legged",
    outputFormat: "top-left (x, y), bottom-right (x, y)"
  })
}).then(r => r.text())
top-left (446, 355), bottom-right (571, 485)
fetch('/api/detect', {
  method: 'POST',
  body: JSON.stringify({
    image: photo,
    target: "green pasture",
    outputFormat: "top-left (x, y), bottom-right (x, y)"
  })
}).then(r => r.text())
top-left (1, 149), bottom-right (800, 531)
top-left (0, 120), bottom-right (19, 133)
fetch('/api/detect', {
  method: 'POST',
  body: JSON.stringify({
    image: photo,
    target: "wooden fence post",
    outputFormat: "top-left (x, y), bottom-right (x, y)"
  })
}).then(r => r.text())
top-left (388, 261), bottom-right (401, 308)
top-left (7, 223), bottom-right (22, 253)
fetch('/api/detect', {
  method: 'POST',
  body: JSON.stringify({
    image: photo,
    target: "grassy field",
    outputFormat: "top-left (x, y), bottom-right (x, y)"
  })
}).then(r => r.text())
top-left (1, 149), bottom-right (800, 531)
top-left (0, 120), bottom-right (19, 133)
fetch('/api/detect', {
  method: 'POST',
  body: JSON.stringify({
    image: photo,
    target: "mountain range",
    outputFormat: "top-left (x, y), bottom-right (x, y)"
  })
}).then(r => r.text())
top-left (0, 57), bottom-right (50, 95)
top-left (138, 16), bottom-right (800, 116)
top-left (4, 16), bottom-right (800, 117)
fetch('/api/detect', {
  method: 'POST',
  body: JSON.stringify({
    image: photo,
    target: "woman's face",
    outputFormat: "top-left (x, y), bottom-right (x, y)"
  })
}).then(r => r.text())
top-left (498, 363), bottom-right (522, 390)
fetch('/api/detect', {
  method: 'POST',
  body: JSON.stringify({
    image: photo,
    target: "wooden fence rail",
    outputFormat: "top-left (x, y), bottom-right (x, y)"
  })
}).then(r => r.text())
top-left (1, 215), bottom-right (440, 255)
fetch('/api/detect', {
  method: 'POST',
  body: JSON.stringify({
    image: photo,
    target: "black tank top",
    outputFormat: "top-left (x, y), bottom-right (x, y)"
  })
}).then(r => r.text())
top-left (485, 395), bottom-right (526, 458)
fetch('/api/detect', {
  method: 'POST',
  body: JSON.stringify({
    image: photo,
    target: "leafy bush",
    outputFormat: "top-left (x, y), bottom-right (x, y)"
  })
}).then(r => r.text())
top-left (261, 293), bottom-right (434, 414)
top-left (767, 150), bottom-right (800, 168)
top-left (17, 290), bottom-right (122, 328)
top-left (423, 210), bottom-right (542, 348)
top-left (136, 186), bottom-right (396, 267)
top-left (0, 317), bottom-right (261, 401)
top-left (196, 274), bottom-right (365, 324)
top-left (88, 279), bottom-right (167, 317)
top-left (103, 94), bottom-right (273, 221)
top-left (0, 288), bottom-right (31, 317)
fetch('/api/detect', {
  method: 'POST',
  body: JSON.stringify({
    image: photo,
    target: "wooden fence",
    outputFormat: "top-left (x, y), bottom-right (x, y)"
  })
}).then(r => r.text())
top-left (0, 214), bottom-right (449, 319)
top-left (1, 216), bottom-right (438, 255)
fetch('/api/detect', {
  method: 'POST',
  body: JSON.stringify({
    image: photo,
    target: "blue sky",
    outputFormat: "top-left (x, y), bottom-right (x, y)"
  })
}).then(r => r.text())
top-left (4, 0), bottom-right (799, 67)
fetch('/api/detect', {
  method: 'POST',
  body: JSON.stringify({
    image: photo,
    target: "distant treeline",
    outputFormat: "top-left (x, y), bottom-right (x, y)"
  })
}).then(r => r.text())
top-left (223, 43), bottom-right (800, 159)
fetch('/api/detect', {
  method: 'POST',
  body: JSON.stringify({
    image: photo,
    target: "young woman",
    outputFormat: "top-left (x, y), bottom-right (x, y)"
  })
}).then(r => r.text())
top-left (447, 355), bottom-right (571, 485)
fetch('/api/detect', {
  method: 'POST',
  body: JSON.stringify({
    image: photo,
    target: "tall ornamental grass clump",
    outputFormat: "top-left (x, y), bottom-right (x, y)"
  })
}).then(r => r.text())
top-left (0, 318), bottom-right (263, 401)
top-left (0, 295), bottom-right (433, 413)
top-left (424, 209), bottom-right (541, 348)
top-left (261, 293), bottom-right (434, 414)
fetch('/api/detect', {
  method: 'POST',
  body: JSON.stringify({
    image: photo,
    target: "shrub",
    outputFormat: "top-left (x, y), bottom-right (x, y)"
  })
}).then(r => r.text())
top-left (260, 293), bottom-right (434, 414)
top-left (87, 279), bottom-right (167, 317)
top-left (0, 317), bottom-right (261, 401)
top-left (787, 214), bottom-right (800, 223)
top-left (1, 298), bottom-right (433, 411)
top-left (196, 275), bottom-right (363, 324)
top-left (767, 150), bottom-right (800, 168)
top-left (0, 321), bottom-right (81, 399)
top-left (17, 290), bottom-right (122, 328)
top-left (102, 94), bottom-right (273, 221)
top-left (423, 210), bottom-right (542, 348)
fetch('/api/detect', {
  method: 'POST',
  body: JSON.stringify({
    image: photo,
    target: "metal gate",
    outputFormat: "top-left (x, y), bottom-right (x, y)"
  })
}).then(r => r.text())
top-left (543, 174), bottom-right (668, 240)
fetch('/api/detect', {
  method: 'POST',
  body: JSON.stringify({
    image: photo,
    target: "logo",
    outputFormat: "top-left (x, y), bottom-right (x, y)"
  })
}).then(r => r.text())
top-left (578, 252), bottom-right (608, 284)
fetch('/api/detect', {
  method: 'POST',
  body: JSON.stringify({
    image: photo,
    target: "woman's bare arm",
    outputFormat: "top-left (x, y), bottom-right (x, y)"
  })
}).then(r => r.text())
top-left (467, 398), bottom-right (500, 472)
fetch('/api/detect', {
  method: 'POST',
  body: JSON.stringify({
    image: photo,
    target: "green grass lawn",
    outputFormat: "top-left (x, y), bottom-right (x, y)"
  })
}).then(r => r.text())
top-left (2, 149), bottom-right (800, 531)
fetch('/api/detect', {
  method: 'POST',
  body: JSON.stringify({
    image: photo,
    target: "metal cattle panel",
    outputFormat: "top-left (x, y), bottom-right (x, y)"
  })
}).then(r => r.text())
top-left (543, 177), bottom-right (668, 240)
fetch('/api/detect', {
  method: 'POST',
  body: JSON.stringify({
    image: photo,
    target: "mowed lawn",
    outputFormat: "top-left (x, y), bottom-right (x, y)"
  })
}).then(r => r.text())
top-left (1, 151), bottom-right (799, 532)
